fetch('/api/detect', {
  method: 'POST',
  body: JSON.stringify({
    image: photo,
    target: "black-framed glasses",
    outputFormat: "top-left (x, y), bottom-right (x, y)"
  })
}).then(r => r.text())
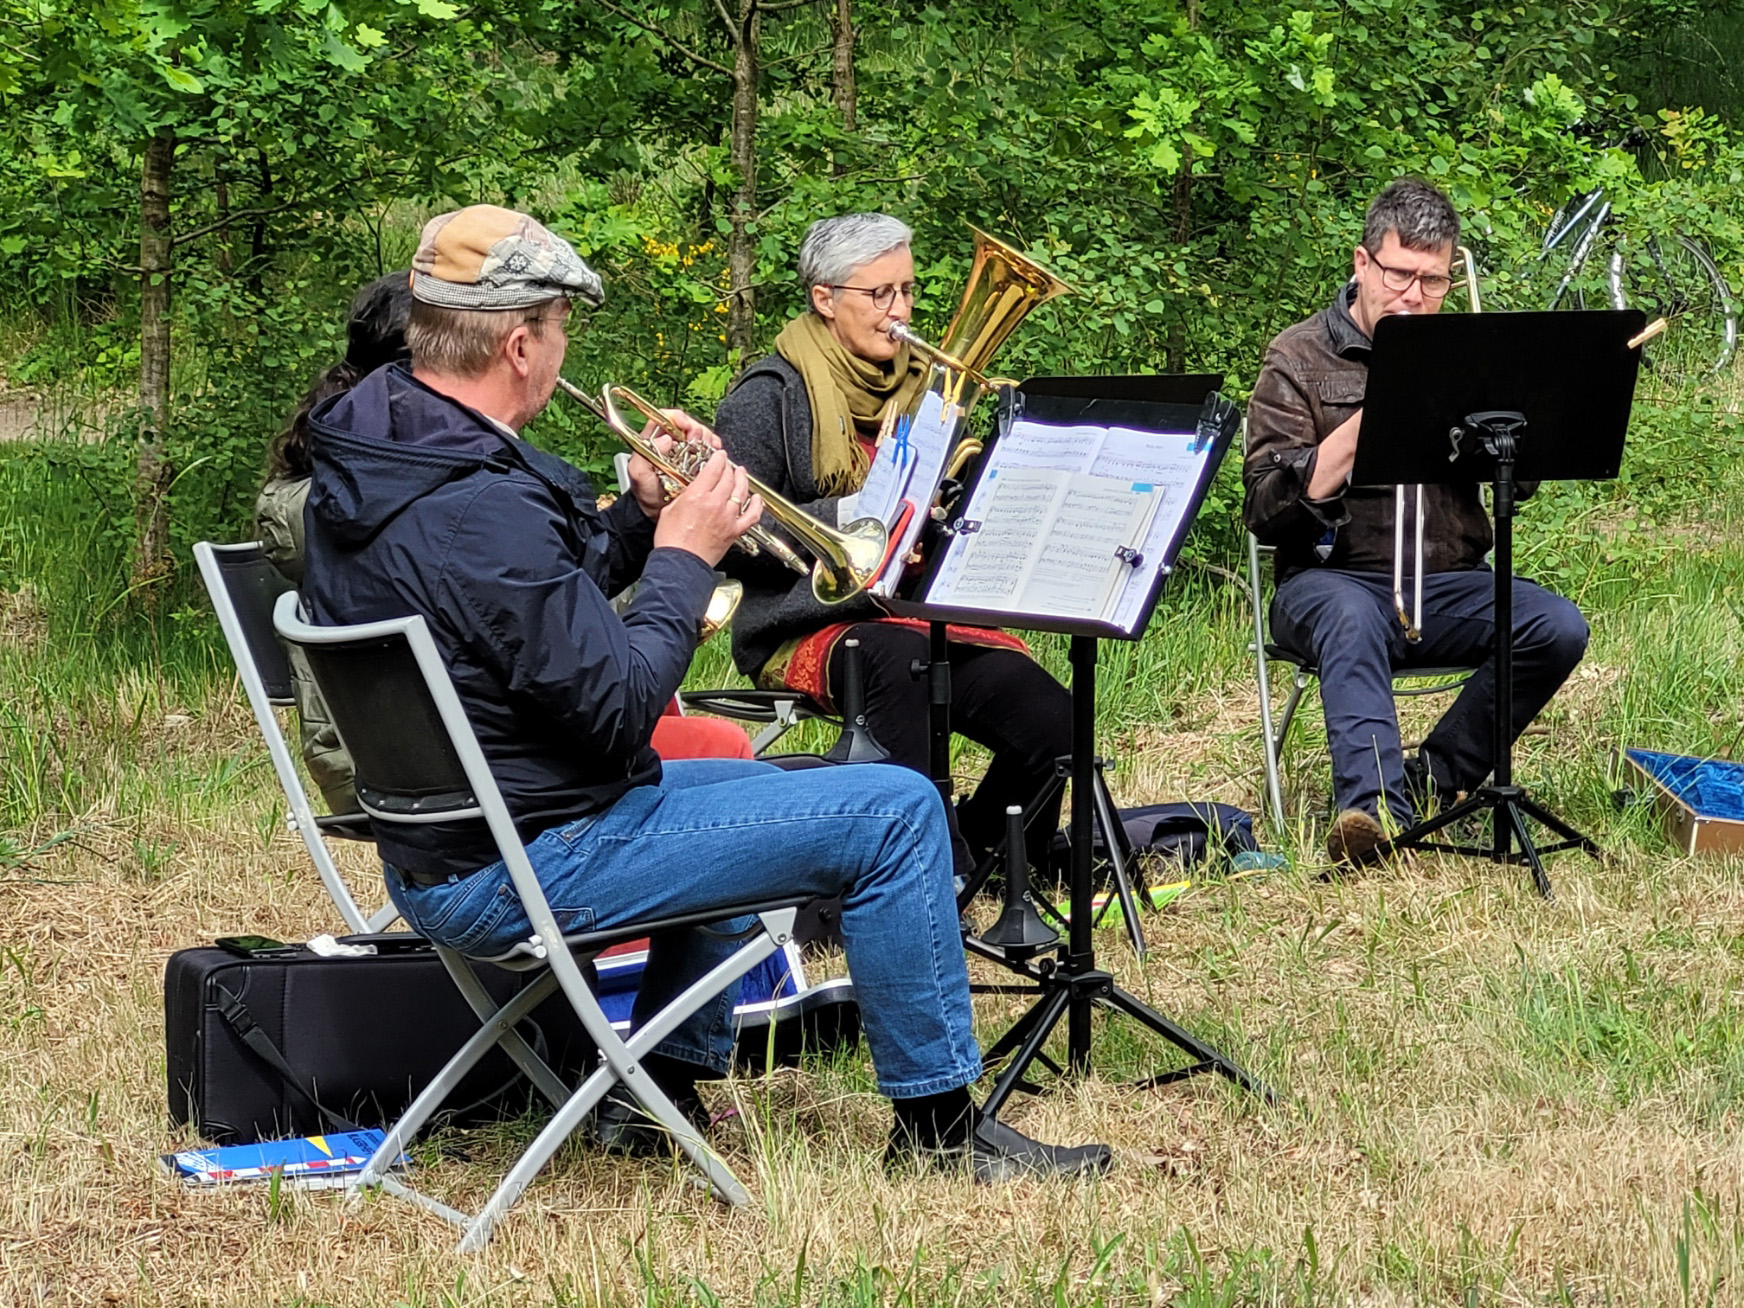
top-left (830, 281), bottom-right (919, 311)
top-left (1370, 258), bottom-right (1453, 299)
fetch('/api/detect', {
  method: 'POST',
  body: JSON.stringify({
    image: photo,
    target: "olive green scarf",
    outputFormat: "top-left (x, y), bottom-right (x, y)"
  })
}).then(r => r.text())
top-left (774, 313), bottom-right (929, 497)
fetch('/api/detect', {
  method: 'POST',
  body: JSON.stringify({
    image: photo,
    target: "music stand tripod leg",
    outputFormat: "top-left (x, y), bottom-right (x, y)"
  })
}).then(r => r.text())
top-left (1513, 792), bottom-right (1602, 856)
top-left (980, 985), bottom-right (1074, 1118)
top-left (1503, 798), bottom-right (1555, 901)
top-left (1100, 984), bottom-right (1277, 1102)
top-left (1088, 761), bottom-right (1147, 957)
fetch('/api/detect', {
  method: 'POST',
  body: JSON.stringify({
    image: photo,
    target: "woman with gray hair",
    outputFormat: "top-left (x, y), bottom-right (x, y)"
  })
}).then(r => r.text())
top-left (713, 212), bottom-right (1073, 881)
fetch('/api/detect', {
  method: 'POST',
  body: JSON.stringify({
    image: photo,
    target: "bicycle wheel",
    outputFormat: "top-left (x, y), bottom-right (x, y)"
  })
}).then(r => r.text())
top-left (1605, 234), bottom-right (1738, 383)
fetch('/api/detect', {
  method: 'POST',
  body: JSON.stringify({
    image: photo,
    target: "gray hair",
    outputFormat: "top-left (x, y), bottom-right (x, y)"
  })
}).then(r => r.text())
top-left (406, 296), bottom-right (563, 377)
top-left (798, 213), bottom-right (913, 305)
top-left (1362, 178), bottom-right (1459, 255)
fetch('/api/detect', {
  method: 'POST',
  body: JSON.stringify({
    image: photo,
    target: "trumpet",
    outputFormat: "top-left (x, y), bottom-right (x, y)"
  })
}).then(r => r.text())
top-left (556, 377), bottom-right (889, 605)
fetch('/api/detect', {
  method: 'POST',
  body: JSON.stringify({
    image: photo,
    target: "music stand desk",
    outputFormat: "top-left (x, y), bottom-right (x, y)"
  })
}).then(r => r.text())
top-left (1353, 309), bottom-right (1644, 897)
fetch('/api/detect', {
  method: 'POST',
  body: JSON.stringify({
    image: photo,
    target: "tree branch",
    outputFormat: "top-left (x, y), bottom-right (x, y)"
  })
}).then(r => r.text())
top-left (756, 0), bottom-right (818, 11)
top-left (597, 0), bottom-right (733, 71)
top-left (169, 200), bottom-right (303, 248)
top-left (767, 42), bottom-right (829, 68)
top-left (709, 0), bottom-right (736, 37)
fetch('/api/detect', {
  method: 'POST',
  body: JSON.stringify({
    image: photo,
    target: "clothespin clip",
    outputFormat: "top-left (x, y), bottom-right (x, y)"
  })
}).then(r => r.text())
top-left (892, 414), bottom-right (914, 469)
top-left (953, 519), bottom-right (983, 536)
top-left (1626, 317), bottom-right (1668, 350)
top-left (1114, 545), bottom-right (1144, 567)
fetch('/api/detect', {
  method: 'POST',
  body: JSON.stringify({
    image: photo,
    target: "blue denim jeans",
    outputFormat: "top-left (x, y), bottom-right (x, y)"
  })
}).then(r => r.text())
top-left (1270, 568), bottom-right (1588, 825)
top-left (384, 758), bottom-right (982, 1099)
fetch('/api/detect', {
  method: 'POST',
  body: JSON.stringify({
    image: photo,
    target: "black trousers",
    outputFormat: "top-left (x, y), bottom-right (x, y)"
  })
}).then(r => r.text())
top-left (827, 622), bottom-right (1073, 879)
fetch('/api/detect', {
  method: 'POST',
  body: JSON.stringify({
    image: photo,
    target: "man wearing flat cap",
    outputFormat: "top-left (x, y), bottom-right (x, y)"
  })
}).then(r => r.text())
top-left (299, 204), bottom-right (1109, 1180)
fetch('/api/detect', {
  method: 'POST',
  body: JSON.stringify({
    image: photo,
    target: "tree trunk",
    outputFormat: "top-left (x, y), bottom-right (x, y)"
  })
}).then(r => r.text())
top-left (130, 127), bottom-right (175, 598)
top-left (725, 0), bottom-right (760, 357)
top-left (1164, 161), bottom-right (1193, 373)
top-left (831, 0), bottom-right (856, 176)
top-left (1165, 0), bottom-right (1199, 374)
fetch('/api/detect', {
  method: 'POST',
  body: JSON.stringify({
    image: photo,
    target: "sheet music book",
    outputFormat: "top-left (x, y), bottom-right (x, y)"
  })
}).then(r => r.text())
top-left (852, 388), bottom-right (962, 599)
top-left (899, 393), bottom-right (1232, 637)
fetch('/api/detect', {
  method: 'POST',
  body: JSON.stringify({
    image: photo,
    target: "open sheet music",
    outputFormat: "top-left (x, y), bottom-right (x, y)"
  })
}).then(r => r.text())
top-left (916, 405), bottom-right (1223, 635)
top-left (853, 389), bottom-right (960, 599)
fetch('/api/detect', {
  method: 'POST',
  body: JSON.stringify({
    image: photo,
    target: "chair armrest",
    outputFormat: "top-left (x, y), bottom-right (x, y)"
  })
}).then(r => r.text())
top-left (679, 689), bottom-right (833, 724)
top-left (315, 812), bottom-right (376, 842)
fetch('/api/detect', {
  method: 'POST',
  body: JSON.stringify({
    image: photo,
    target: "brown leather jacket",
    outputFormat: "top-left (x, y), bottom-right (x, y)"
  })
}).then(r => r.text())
top-left (1243, 285), bottom-right (1495, 584)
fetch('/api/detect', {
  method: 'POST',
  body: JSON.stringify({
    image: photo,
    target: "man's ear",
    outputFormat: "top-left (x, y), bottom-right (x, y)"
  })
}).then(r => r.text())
top-left (503, 323), bottom-right (535, 379)
top-left (1352, 244), bottom-right (1369, 279)
top-left (809, 283), bottom-right (838, 321)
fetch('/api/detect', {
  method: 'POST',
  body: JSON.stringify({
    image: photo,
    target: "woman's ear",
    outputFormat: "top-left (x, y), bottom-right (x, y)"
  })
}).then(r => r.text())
top-left (809, 282), bottom-right (838, 321)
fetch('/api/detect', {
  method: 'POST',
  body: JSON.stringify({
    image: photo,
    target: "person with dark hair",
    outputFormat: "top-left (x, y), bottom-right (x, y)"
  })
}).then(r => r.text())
top-left (256, 272), bottom-right (414, 812)
top-left (1243, 178), bottom-right (1589, 865)
top-left (711, 213), bottom-right (1073, 880)
top-left (299, 204), bottom-right (1111, 1180)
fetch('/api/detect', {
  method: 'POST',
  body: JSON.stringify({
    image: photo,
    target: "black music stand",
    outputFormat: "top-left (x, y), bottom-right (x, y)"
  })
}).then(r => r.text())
top-left (904, 374), bottom-right (1227, 957)
top-left (1353, 309), bottom-right (1645, 899)
top-left (890, 382), bottom-right (1275, 1114)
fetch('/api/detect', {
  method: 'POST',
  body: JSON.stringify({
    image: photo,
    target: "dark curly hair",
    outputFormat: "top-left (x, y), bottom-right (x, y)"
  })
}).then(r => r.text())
top-left (265, 272), bottom-right (413, 481)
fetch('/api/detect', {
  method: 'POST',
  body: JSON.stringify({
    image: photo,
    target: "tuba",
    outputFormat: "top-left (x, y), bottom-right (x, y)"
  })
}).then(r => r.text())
top-left (891, 226), bottom-right (1075, 405)
top-left (884, 228), bottom-right (1073, 515)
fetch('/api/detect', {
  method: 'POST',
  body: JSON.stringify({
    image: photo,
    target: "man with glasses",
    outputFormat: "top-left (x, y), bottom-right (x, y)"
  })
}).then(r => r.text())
top-left (713, 212), bottom-right (1075, 886)
top-left (1243, 178), bottom-right (1589, 865)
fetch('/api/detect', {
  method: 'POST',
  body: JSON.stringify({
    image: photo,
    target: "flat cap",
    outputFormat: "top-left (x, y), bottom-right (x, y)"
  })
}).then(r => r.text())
top-left (410, 205), bottom-right (604, 310)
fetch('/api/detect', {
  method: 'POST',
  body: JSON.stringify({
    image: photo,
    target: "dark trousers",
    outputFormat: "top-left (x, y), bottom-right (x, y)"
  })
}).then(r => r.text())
top-left (1270, 569), bottom-right (1588, 826)
top-left (828, 623), bottom-right (1073, 877)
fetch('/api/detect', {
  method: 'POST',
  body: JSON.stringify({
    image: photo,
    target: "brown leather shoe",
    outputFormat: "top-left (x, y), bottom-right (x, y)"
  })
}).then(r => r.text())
top-left (1326, 809), bottom-right (1387, 866)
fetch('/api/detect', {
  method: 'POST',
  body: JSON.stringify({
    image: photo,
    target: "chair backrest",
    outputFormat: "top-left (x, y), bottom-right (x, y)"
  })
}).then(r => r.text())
top-left (195, 540), bottom-right (382, 932)
top-left (271, 594), bottom-right (502, 828)
top-left (274, 592), bottom-right (577, 970)
top-left (293, 628), bottom-right (479, 818)
top-left (194, 542), bottom-right (296, 703)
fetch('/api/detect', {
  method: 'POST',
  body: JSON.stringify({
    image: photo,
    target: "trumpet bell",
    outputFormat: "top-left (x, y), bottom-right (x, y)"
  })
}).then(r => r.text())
top-left (812, 517), bottom-right (890, 605)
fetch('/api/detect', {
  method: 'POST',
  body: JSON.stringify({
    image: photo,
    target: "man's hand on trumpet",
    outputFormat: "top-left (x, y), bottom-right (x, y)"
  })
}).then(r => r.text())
top-left (625, 408), bottom-right (721, 520)
top-left (654, 446), bottom-right (765, 568)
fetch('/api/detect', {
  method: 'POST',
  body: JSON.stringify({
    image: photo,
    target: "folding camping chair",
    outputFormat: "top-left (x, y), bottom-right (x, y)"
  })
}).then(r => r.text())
top-left (194, 541), bottom-right (394, 933)
top-left (272, 592), bottom-right (810, 1251)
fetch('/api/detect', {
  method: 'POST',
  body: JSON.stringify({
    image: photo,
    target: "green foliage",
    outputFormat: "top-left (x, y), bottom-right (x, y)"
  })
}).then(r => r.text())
top-left (1, 0), bottom-right (1742, 594)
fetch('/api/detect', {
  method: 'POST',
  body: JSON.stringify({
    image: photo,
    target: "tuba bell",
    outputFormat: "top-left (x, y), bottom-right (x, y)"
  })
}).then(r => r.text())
top-left (890, 226), bottom-right (1074, 411)
top-left (882, 228), bottom-right (1073, 537)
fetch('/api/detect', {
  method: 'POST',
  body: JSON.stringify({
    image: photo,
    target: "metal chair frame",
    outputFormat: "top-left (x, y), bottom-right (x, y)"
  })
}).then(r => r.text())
top-left (194, 540), bottom-right (394, 933)
top-left (1244, 532), bottom-right (1475, 832)
top-left (273, 592), bottom-right (803, 1251)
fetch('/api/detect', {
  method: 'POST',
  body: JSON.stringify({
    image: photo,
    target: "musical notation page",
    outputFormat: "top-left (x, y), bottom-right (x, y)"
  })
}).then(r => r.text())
top-left (927, 467), bottom-right (1159, 621)
top-left (919, 408), bottom-right (1214, 633)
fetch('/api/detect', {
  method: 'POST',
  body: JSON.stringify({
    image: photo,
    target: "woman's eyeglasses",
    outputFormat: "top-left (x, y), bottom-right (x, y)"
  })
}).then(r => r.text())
top-left (830, 282), bottom-right (919, 311)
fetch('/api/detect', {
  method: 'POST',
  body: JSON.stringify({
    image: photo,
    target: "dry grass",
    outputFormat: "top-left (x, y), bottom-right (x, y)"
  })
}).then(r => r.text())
top-left (4, 651), bottom-right (1744, 1306)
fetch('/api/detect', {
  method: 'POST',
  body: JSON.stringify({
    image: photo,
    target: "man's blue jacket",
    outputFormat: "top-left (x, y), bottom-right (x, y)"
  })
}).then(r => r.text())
top-left (302, 363), bottom-right (717, 881)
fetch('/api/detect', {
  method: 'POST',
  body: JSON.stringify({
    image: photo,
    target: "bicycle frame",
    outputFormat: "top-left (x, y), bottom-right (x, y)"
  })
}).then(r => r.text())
top-left (1539, 186), bottom-right (1613, 310)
